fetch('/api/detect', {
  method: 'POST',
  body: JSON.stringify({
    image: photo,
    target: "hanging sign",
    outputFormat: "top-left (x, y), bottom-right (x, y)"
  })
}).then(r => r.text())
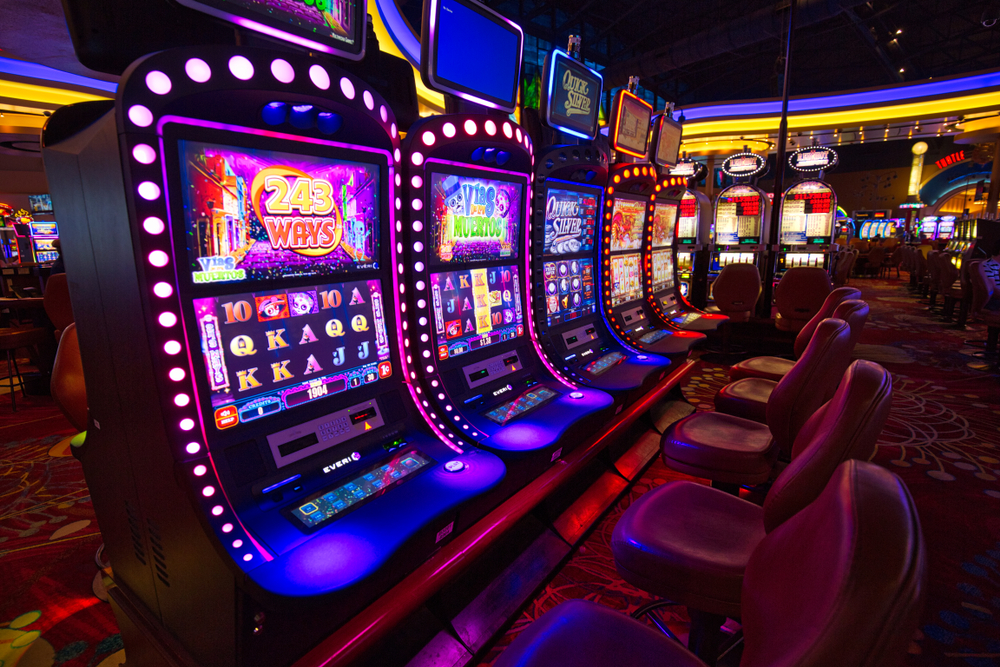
top-left (721, 152), bottom-right (766, 177)
top-left (789, 146), bottom-right (838, 172)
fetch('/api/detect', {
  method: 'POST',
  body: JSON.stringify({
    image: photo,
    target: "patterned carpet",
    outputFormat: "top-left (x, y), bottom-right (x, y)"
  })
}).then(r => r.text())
top-left (2, 276), bottom-right (999, 667)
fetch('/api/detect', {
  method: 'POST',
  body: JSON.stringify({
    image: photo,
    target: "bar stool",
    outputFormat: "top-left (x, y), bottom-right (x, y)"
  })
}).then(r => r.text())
top-left (773, 267), bottom-right (832, 332)
top-left (0, 326), bottom-right (48, 410)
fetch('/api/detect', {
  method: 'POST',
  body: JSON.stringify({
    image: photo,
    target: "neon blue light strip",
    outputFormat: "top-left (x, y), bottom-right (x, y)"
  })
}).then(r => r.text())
top-left (0, 57), bottom-right (118, 94)
top-left (545, 49), bottom-right (602, 140)
top-left (679, 70), bottom-right (1000, 121)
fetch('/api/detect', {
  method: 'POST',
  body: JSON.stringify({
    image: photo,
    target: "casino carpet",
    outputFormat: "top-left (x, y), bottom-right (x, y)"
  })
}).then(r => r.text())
top-left (2, 276), bottom-right (999, 667)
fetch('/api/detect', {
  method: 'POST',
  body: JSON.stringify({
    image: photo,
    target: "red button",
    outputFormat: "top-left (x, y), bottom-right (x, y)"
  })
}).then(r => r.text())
top-left (214, 406), bottom-right (238, 430)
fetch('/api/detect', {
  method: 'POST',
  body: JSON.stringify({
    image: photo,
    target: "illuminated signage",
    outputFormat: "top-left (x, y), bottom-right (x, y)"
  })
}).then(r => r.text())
top-left (789, 146), bottom-right (838, 172)
top-left (721, 152), bottom-right (766, 177)
top-left (934, 150), bottom-right (965, 170)
top-left (541, 49), bottom-right (602, 140)
top-left (611, 89), bottom-right (652, 158)
top-left (652, 114), bottom-right (682, 168)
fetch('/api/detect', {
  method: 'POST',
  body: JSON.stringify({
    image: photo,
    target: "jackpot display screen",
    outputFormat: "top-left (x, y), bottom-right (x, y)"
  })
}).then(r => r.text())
top-left (178, 140), bottom-right (379, 285)
top-left (610, 253), bottom-right (642, 306)
top-left (715, 186), bottom-right (763, 245)
top-left (610, 198), bottom-right (646, 251)
top-left (193, 279), bottom-right (392, 431)
top-left (543, 258), bottom-right (596, 326)
top-left (780, 182), bottom-right (834, 244)
top-left (651, 202), bottom-right (677, 248)
top-left (542, 187), bottom-right (598, 256)
top-left (651, 249), bottom-right (674, 293)
top-left (430, 265), bottom-right (523, 360)
top-left (677, 192), bottom-right (699, 240)
top-left (429, 172), bottom-right (521, 263)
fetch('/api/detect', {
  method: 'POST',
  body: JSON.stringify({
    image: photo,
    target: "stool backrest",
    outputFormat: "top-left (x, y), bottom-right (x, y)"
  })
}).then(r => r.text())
top-left (831, 299), bottom-right (869, 352)
top-left (51, 323), bottom-right (88, 432)
top-left (793, 287), bottom-right (861, 359)
top-left (711, 263), bottom-right (762, 322)
top-left (762, 360), bottom-right (892, 532)
top-left (774, 267), bottom-right (833, 324)
top-left (742, 460), bottom-right (925, 667)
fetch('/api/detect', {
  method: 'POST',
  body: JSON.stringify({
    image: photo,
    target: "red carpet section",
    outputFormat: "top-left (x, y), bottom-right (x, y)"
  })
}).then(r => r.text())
top-left (2, 277), bottom-right (999, 667)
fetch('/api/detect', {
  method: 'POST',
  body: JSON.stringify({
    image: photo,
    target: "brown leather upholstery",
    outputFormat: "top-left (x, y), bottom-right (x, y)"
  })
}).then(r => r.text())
top-left (661, 411), bottom-right (776, 484)
top-left (774, 267), bottom-right (832, 332)
top-left (710, 263), bottom-right (761, 323)
top-left (712, 377), bottom-right (771, 423)
top-left (43, 273), bottom-right (75, 339)
top-left (615, 360), bottom-right (894, 617)
top-left (792, 286), bottom-right (861, 358)
top-left (500, 461), bottom-right (925, 667)
top-left (831, 298), bottom-right (869, 352)
top-left (726, 355), bottom-right (794, 383)
top-left (51, 323), bottom-right (88, 432)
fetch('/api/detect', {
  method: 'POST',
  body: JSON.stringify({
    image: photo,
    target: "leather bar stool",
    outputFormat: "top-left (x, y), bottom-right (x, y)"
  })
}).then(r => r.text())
top-left (707, 263), bottom-right (761, 323)
top-left (51, 323), bottom-right (88, 432)
top-left (729, 286), bottom-right (860, 382)
top-left (774, 267), bottom-right (832, 332)
top-left (716, 300), bottom-right (869, 423)
top-left (494, 459), bottom-right (926, 667)
top-left (661, 319), bottom-right (852, 488)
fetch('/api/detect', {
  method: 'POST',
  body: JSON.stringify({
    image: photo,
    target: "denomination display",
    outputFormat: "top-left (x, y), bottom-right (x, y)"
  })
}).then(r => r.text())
top-left (610, 253), bottom-right (642, 306)
top-left (193, 279), bottom-right (392, 431)
top-left (651, 202), bottom-right (677, 248)
top-left (651, 249), bottom-right (674, 292)
top-left (543, 258), bottom-right (596, 326)
top-left (429, 172), bottom-right (521, 263)
top-left (780, 182), bottom-right (834, 244)
top-left (430, 264), bottom-right (523, 360)
top-left (179, 140), bottom-right (379, 285)
top-left (677, 193), bottom-right (698, 239)
top-left (542, 187), bottom-right (597, 255)
top-left (610, 198), bottom-right (647, 251)
top-left (715, 186), bottom-right (764, 245)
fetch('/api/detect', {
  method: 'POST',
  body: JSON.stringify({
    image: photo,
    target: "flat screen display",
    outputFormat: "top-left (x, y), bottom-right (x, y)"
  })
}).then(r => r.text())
top-left (543, 258), bottom-right (596, 326)
top-left (542, 187), bottom-right (597, 256)
top-left (651, 202), bottom-right (677, 249)
top-left (193, 279), bottom-right (392, 431)
top-left (938, 221), bottom-right (954, 238)
top-left (715, 185), bottom-right (763, 245)
top-left (613, 93), bottom-right (651, 156)
top-left (178, 140), bottom-right (379, 285)
top-left (610, 198), bottom-right (646, 252)
top-left (542, 50), bottom-right (602, 139)
top-left (610, 253), bottom-right (642, 307)
top-left (429, 172), bottom-right (521, 263)
top-left (780, 181), bottom-right (834, 244)
top-left (430, 264), bottom-right (523, 360)
top-left (677, 192), bottom-right (699, 239)
top-left (425, 0), bottom-right (522, 111)
top-left (651, 249), bottom-right (674, 293)
top-left (29, 222), bottom-right (58, 237)
top-left (654, 117), bottom-right (682, 167)
top-left (28, 194), bottom-right (53, 214)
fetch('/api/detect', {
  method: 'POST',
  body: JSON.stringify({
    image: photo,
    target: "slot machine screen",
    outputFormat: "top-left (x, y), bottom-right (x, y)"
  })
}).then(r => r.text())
top-left (610, 253), bottom-right (642, 306)
top-left (543, 258), bottom-right (596, 326)
top-left (193, 279), bottom-right (392, 432)
top-left (651, 249), bottom-right (674, 292)
top-left (677, 192), bottom-right (698, 240)
top-left (430, 265), bottom-right (523, 360)
top-left (780, 182), bottom-right (834, 244)
top-left (178, 140), bottom-right (380, 286)
top-left (715, 185), bottom-right (762, 245)
top-left (429, 172), bottom-right (522, 264)
top-left (654, 116), bottom-right (682, 168)
top-left (610, 198), bottom-right (646, 251)
top-left (29, 222), bottom-right (58, 237)
top-left (542, 187), bottom-right (597, 256)
top-left (651, 202), bottom-right (677, 248)
top-left (937, 220), bottom-right (954, 239)
top-left (28, 194), bottom-right (53, 214)
top-left (612, 93), bottom-right (652, 157)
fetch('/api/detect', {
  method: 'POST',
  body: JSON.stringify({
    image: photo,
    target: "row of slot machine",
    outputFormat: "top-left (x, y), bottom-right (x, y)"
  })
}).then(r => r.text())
top-left (0, 196), bottom-right (60, 266)
top-left (42, 1), bottom-right (733, 666)
top-left (918, 215), bottom-right (956, 241)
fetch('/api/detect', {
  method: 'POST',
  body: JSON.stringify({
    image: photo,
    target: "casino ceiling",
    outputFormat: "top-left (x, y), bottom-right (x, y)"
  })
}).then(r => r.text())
top-left (392, 0), bottom-right (1000, 108)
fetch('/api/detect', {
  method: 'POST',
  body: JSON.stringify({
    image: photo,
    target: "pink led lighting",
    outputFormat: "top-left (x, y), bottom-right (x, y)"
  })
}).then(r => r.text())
top-left (394, 148), bottom-right (401, 162)
top-left (153, 282), bottom-right (173, 298)
top-left (185, 58), bottom-right (212, 83)
top-left (411, 175), bottom-right (423, 188)
top-left (180, 418), bottom-right (195, 431)
top-left (148, 250), bottom-right (169, 267)
top-left (412, 199), bottom-right (423, 211)
top-left (380, 105), bottom-right (388, 122)
top-left (391, 123), bottom-right (397, 138)
top-left (443, 122), bottom-right (456, 138)
top-left (411, 152), bottom-right (424, 166)
top-left (503, 122), bottom-right (513, 138)
top-left (464, 119), bottom-right (477, 135)
top-left (363, 90), bottom-right (375, 110)
top-left (340, 76), bottom-right (355, 99)
top-left (309, 64), bottom-right (330, 90)
top-left (137, 181), bottom-right (161, 200)
top-left (132, 144), bottom-right (156, 164)
top-left (516, 128), bottom-right (523, 142)
top-left (164, 340), bottom-right (181, 355)
top-left (212, 506), bottom-right (224, 516)
top-left (186, 442), bottom-right (201, 454)
top-left (422, 131), bottom-right (436, 146)
top-left (233, 539), bottom-right (244, 548)
top-left (202, 485), bottom-right (215, 497)
top-left (175, 394), bottom-right (191, 407)
top-left (412, 220), bottom-right (423, 232)
top-left (243, 554), bottom-right (253, 562)
top-left (170, 368), bottom-right (186, 381)
top-left (413, 241), bottom-right (424, 252)
top-left (395, 198), bottom-right (401, 210)
top-left (270, 59), bottom-right (295, 84)
top-left (159, 312), bottom-right (178, 327)
top-left (228, 56), bottom-right (254, 80)
top-left (194, 464), bottom-right (207, 476)
top-left (222, 523), bottom-right (233, 533)
top-left (145, 70), bottom-right (171, 95)
top-left (128, 105), bottom-right (153, 127)
top-left (143, 217), bottom-right (165, 234)
top-left (395, 174), bottom-right (401, 186)
top-left (485, 120), bottom-right (497, 136)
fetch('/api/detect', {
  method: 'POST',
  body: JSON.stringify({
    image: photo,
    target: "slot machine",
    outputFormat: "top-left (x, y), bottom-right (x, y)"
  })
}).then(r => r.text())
top-left (667, 163), bottom-right (712, 308)
top-left (938, 216), bottom-right (956, 244)
top-left (774, 147), bottom-right (838, 284)
top-left (42, 3), bottom-right (507, 665)
top-left (707, 153), bottom-right (771, 297)
top-left (29, 221), bottom-right (60, 263)
top-left (919, 216), bottom-right (940, 241)
top-left (398, 0), bottom-right (614, 492)
top-left (602, 85), bottom-right (705, 356)
top-left (526, 40), bottom-right (675, 405)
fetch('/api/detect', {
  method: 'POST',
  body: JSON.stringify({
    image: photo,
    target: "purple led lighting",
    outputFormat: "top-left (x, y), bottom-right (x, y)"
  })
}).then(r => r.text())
top-left (180, 419), bottom-right (195, 431)
top-left (185, 58), bottom-right (212, 83)
top-left (412, 199), bottom-right (423, 211)
top-left (270, 59), bottom-right (295, 84)
top-left (137, 181), bottom-right (161, 200)
top-left (202, 485), bottom-right (215, 497)
top-left (340, 77), bottom-right (356, 100)
top-left (186, 442), bottom-right (201, 454)
top-left (413, 220), bottom-right (423, 232)
top-left (128, 105), bottom-right (153, 127)
top-left (412, 152), bottom-right (424, 166)
top-left (153, 282), bottom-right (173, 298)
top-left (143, 216), bottom-right (165, 234)
top-left (158, 312), bottom-right (178, 327)
top-left (230, 15), bottom-right (341, 55)
top-left (164, 341), bottom-right (182, 355)
top-left (212, 505), bottom-right (224, 516)
top-left (243, 553), bottom-right (253, 562)
top-left (175, 394), bottom-right (191, 407)
top-left (380, 105), bottom-right (388, 123)
top-left (145, 71), bottom-right (171, 95)
top-left (233, 539), bottom-right (244, 548)
top-left (363, 90), bottom-right (375, 110)
top-left (222, 523), bottom-right (233, 533)
top-left (132, 144), bottom-right (157, 164)
top-left (394, 148), bottom-right (401, 162)
top-left (194, 464), bottom-right (207, 476)
top-left (309, 64), bottom-right (331, 90)
top-left (148, 250), bottom-right (169, 267)
top-left (422, 131), bottom-right (436, 146)
top-left (170, 368), bottom-right (186, 382)
top-left (228, 56), bottom-right (254, 81)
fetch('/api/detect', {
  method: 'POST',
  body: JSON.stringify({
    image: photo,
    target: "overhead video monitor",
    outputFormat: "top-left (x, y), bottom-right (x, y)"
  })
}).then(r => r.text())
top-left (610, 197), bottom-right (647, 252)
top-left (651, 202), bottom-right (677, 249)
top-left (542, 186), bottom-right (598, 256)
top-left (28, 194), bottom-right (53, 214)
top-left (430, 264), bottom-right (523, 360)
top-left (540, 50), bottom-right (603, 139)
top-left (177, 140), bottom-right (380, 286)
top-left (543, 258), bottom-right (596, 326)
top-left (193, 278), bottom-right (392, 432)
top-left (429, 171), bottom-right (522, 264)
top-left (610, 253), bottom-right (642, 307)
top-left (173, 0), bottom-right (365, 58)
top-left (610, 90), bottom-right (652, 158)
top-left (421, 0), bottom-right (523, 113)
top-left (652, 114), bottom-right (682, 168)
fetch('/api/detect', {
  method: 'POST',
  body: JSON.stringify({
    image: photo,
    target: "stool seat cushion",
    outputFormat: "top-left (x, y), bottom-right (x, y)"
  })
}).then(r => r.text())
top-left (494, 600), bottom-right (706, 667)
top-left (713, 377), bottom-right (775, 423)
top-left (662, 412), bottom-right (777, 485)
top-left (611, 481), bottom-right (765, 618)
top-left (728, 356), bottom-right (795, 382)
